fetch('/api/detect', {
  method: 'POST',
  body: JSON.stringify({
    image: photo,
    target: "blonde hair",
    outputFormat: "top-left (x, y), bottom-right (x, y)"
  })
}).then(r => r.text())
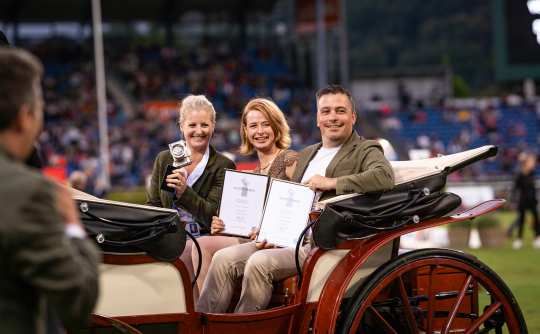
top-left (239, 98), bottom-right (291, 155)
top-left (178, 95), bottom-right (216, 125)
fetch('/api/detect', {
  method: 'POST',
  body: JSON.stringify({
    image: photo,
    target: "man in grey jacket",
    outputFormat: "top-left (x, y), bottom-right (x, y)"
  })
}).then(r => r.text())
top-left (0, 47), bottom-right (100, 333)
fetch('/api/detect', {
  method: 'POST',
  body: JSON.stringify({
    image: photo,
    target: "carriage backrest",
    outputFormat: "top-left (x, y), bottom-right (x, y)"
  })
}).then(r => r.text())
top-left (94, 253), bottom-right (191, 317)
top-left (318, 145), bottom-right (496, 206)
top-left (390, 145), bottom-right (496, 185)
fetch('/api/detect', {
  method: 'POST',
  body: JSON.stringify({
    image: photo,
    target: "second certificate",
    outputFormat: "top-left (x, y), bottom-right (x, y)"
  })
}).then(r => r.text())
top-left (218, 169), bottom-right (269, 237)
top-left (257, 179), bottom-right (315, 248)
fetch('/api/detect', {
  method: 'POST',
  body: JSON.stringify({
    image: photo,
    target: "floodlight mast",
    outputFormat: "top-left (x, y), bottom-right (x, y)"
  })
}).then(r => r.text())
top-left (91, 0), bottom-right (111, 190)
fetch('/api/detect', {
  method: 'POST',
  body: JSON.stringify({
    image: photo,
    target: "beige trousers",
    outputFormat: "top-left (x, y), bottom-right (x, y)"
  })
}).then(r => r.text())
top-left (180, 236), bottom-right (246, 297)
top-left (196, 241), bottom-right (308, 313)
top-left (192, 236), bottom-right (247, 292)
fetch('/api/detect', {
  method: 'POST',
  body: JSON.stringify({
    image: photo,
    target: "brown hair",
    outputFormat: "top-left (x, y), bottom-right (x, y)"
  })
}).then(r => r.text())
top-left (239, 98), bottom-right (291, 155)
top-left (0, 48), bottom-right (43, 130)
top-left (316, 84), bottom-right (356, 113)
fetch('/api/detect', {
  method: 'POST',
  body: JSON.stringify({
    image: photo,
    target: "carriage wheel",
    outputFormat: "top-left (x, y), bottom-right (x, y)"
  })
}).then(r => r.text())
top-left (339, 248), bottom-right (526, 334)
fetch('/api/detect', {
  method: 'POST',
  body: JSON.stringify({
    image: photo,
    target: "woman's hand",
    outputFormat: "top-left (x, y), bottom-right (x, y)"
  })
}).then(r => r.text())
top-left (248, 227), bottom-right (274, 249)
top-left (166, 168), bottom-right (188, 197)
top-left (248, 227), bottom-right (259, 240)
top-left (210, 216), bottom-right (225, 235)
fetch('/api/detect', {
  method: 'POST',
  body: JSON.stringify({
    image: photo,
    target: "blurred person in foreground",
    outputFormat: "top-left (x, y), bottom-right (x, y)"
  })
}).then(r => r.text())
top-left (197, 84), bottom-right (394, 313)
top-left (0, 47), bottom-right (100, 333)
top-left (195, 97), bottom-right (297, 292)
top-left (146, 95), bottom-right (235, 282)
top-left (511, 152), bottom-right (539, 249)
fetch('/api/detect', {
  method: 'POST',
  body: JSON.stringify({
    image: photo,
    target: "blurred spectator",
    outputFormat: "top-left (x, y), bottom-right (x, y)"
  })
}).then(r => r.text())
top-left (510, 153), bottom-right (539, 249)
top-left (19, 36), bottom-right (539, 190)
top-left (69, 170), bottom-right (88, 191)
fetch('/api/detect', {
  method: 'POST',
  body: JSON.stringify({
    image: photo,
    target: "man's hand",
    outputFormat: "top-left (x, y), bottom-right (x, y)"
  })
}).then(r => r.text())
top-left (304, 174), bottom-right (337, 191)
top-left (210, 216), bottom-right (225, 235)
top-left (55, 184), bottom-right (82, 227)
top-left (166, 168), bottom-right (188, 197)
top-left (255, 239), bottom-right (275, 250)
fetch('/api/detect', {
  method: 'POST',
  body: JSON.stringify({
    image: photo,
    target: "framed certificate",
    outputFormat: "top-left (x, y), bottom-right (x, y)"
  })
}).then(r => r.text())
top-left (218, 169), bottom-right (269, 237)
top-left (257, 179), bottom-right (316, 248)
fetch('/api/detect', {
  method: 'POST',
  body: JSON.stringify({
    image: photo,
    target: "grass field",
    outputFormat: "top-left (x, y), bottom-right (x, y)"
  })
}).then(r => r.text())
top-left (466, 211), bottom-right (540, 333)
top-left (105, 191), bottom-right (538, 331)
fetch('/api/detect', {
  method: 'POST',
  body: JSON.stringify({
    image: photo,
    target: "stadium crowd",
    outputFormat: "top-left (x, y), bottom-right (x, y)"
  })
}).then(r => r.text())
top-left (27, 38), bottom-right (539, 194)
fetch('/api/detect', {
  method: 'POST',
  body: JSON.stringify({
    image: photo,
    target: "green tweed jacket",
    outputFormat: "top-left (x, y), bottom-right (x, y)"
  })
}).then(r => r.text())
top-left (291, 131), bottom-right (394, 201)
top-left (146, 145), bottom-right (236, 233)
top-left (0, 146), bottom-right (100, 334)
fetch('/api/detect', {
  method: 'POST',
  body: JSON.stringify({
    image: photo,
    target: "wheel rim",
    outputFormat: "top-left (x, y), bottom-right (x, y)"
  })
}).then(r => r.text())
top-left (347, 257), bottom-right (523, 334)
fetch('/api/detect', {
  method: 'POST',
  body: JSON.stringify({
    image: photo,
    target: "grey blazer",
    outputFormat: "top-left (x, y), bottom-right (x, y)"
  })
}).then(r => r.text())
top-left (0, 146), bottom-right (100, 334)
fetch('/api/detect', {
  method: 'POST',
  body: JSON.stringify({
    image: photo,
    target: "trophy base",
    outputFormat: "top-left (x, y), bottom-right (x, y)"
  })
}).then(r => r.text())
top-left (161, 164), bottom-right (177, 193)
top-left (160, 160), bottom-right (192, 193)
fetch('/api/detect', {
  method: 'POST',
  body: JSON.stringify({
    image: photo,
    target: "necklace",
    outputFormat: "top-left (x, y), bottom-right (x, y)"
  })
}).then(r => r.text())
top-left (259, 150), bottom-right (282, 172)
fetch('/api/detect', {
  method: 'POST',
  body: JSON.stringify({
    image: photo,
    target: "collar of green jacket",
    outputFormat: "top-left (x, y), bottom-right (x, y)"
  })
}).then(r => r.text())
top-left (292, 130), bottom-right (363, 181)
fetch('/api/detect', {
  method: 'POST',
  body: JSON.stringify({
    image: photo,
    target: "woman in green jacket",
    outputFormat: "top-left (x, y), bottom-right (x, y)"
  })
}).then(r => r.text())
top-left (146, 95), bottom-right (235, 281)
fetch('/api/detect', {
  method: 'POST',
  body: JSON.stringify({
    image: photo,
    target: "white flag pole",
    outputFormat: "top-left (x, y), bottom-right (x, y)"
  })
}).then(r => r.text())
top-left (91, 0), bottom-right (111, 190)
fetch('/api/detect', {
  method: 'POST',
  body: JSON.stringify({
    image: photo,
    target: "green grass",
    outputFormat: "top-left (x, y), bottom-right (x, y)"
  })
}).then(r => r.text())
top-left (466, 211), bottom-right (540, 332)
top-left (105, 188), bottom-right (147, 204)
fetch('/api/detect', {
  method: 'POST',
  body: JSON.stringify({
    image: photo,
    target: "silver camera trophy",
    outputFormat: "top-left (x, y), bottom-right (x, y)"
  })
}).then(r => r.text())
top-left (161, 140), bottom-right (192, 192)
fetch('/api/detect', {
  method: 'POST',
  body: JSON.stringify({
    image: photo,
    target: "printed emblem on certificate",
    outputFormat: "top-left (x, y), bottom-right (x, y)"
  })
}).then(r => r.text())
top-left (257, 179), bottom-right (315, 248)
top-left (218, 169), bottom-right (269, 237)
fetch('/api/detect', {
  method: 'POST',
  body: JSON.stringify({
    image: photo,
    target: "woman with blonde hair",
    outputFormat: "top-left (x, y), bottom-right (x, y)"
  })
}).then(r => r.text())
top-left (193, 97), bottom-right (297, 293)
top-left (146, 95), bottom-right (235, 281)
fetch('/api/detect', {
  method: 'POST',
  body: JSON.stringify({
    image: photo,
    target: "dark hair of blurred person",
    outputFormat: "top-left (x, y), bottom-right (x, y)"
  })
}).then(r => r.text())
top-left (0, 47), bottom-right (100, 334)
top-left (0, 30), bottom-right (43, 168)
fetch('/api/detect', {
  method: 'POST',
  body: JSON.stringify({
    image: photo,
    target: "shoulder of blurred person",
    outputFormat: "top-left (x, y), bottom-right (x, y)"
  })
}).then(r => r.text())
top-left (0, 47), bottom-right (99, 334)
top-left (0, 148), bottom-right (100, 333)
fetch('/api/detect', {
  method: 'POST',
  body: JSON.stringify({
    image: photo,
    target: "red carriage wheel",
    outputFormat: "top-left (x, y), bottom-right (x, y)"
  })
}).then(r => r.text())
top-left (338, 248), bottom-right (526, 334)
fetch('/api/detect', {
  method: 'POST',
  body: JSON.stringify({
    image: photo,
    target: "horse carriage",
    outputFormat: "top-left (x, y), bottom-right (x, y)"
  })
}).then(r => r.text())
top-left (74, 145), bottom-right (527, 334)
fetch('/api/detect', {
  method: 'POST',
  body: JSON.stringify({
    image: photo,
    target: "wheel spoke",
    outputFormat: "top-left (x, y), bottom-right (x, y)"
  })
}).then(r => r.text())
top-left (441, 274), bottom-right (472, 334)
top-left (341, 250), bottom-right (524, 334)
top-left (368, 305), bottom-right (398, 334)
top-left (426, 265), bottom-right (436, 334)
top-left (464, 302), bottom-right (502, 334)
top-left (398, 275), bottom-right (419, 333)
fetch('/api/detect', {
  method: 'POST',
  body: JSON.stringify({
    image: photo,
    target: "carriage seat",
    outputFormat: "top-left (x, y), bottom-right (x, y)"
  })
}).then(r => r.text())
top-left (94, 252), bottom-right (192, 317)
